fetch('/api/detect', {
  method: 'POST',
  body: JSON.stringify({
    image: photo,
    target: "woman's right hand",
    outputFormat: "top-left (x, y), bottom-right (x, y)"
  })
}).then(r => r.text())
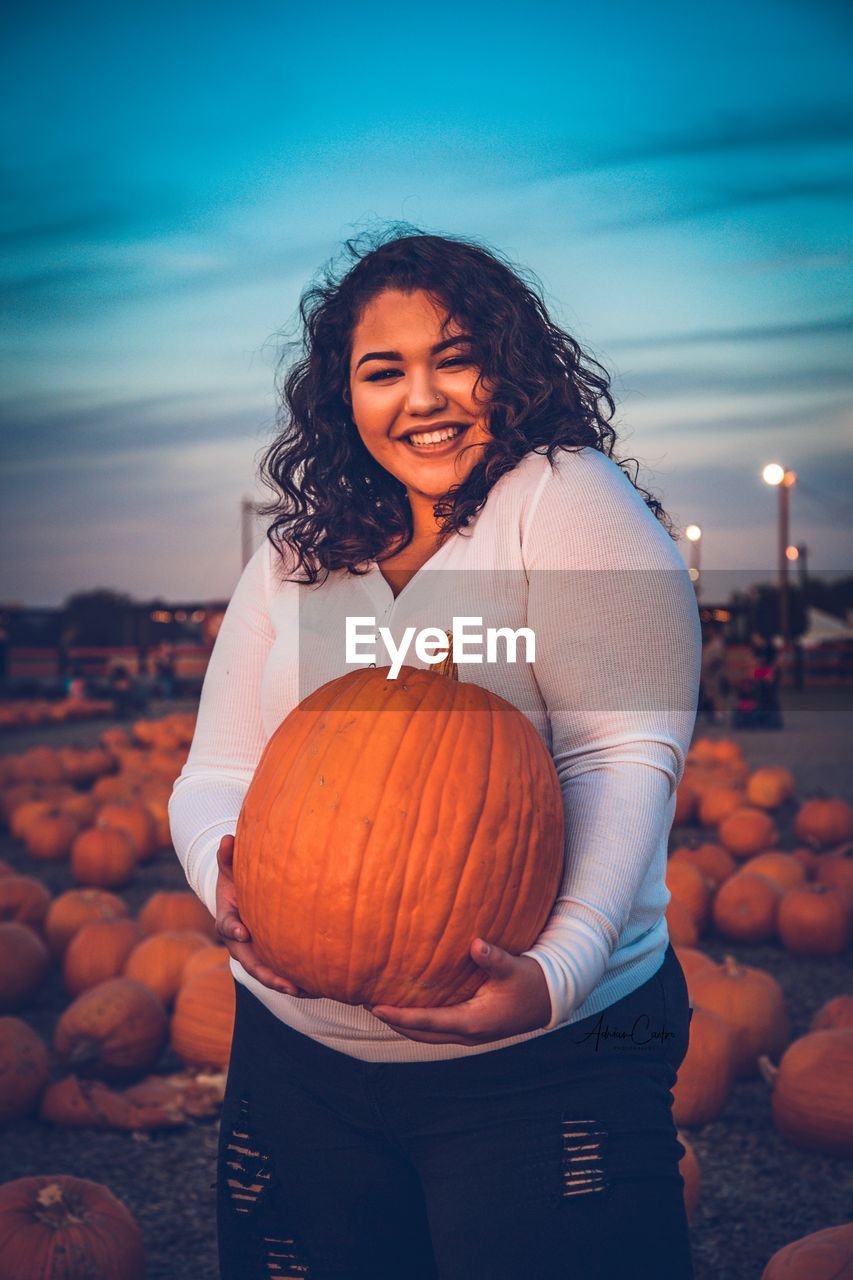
top-left (215, 835), bottom-right (319, 999)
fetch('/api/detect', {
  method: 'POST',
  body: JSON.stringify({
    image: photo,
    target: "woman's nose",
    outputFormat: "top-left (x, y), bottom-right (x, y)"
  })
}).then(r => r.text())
top-left (404, 371), bottom-right (446, 414)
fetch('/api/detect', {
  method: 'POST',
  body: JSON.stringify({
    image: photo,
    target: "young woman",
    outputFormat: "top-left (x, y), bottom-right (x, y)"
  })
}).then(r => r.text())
top-left (169, 227), bottom-right (701, 1279)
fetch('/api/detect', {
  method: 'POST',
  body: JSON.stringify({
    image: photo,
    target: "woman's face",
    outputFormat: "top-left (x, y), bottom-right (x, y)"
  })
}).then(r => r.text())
top-left (348, 288), bottom-right (492, 535)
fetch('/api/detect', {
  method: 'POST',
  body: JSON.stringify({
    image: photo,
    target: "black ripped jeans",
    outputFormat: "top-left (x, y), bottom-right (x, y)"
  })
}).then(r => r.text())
top-left (217, 944), bottom-right (695, 1280)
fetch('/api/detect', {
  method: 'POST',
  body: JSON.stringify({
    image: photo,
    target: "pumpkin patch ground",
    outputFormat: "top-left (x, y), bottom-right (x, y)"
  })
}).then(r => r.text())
top-left (0, 689), bottom-right (851, 1280)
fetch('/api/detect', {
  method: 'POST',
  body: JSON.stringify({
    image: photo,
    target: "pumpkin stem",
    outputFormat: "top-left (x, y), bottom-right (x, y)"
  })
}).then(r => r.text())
top-left (434, 630), bottom-right (459, 682)
top-left (757, 1054), bottom-right (778, 1088)
top-left (722, 954), bottom-right (741, 978)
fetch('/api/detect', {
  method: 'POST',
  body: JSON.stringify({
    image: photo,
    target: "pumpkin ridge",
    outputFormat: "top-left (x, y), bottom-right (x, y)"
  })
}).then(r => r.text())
top-left (405, 691), bottom-right (496, 1000)
top-left (367, 688), bottom-right (470, 1000)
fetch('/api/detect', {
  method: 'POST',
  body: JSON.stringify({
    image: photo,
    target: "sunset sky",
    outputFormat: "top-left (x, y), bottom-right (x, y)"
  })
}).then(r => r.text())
top-left (2, 0), bottom-right (851, 606)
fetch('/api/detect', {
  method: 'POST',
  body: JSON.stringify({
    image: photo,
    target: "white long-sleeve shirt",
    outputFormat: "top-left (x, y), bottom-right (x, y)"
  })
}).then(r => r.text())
top-left (169, 445), bottom-right (701, 1062)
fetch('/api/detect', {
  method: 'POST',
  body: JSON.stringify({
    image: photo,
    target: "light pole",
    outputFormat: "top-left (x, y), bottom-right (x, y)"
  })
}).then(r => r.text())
top-left (761, 463), bottom-right (796, 649)
top-left (685, 525), bottom-right (702, 596)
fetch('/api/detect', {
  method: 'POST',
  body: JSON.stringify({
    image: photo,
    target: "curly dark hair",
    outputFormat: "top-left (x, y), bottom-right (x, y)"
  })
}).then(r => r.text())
top-left (257, 223), bottom-right (672, 585)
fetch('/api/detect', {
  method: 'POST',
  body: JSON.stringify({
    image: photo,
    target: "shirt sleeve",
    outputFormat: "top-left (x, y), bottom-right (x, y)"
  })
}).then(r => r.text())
top-left (168, 541), bottom-right (277, 918)
top-left (519, 448), bottom-right (701, 1029)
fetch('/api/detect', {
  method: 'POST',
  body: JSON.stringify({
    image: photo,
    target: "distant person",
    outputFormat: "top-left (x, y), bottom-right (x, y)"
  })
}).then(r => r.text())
top-left (65, 665), bottom-right (87, 702)
top-left (699, 622), bottom-right (726, 724)
top-left (109, 664), bottom-right (134, 721)
top-left (155, 645), bottom-right (177, 699)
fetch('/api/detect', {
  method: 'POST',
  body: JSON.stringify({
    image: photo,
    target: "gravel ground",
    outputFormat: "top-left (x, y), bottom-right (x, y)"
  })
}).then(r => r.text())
top-left (1, 691), bottom-right (851, 1280)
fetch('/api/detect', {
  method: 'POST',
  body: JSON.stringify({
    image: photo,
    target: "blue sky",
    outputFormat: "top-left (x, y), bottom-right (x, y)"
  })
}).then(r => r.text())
top-left (2, 0), bottom-right (851, 605)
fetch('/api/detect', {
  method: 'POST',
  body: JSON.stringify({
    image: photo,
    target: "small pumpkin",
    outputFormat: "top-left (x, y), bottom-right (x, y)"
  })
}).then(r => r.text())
top-left (181, 945), bottom-right (231, 985)
top-left (63, 919), bottom-right (143, 997)
top-left (741, 851), bottom-right (807, 894)
top-left (665, 861), bottom-right (712, 933)
top-left (665, 898), bottom-right (698, 948)
top-left (672, 946), bottom-right (717, 994)
top-left (44, 888), bottom-right (130, 958)
top-left (123, 931), bottom-right (212, 1006)
top-left (711, 871), bottom-right (781, 944)
top-left (0, 875), bottom-right (51, 932)
top-left (672, 1006), bottom-right (737, 1127)
top-left (70, 826), bottom-right (137, 889)
top-left (718, 807), bottom-right (779, 859)
top-left (759, 1029), bottom-right (853, 1157)
top-left (794, 796), bottom-right (853, 849)
top-left (669, 842), bottom-right (736, 890)
top-left (690, 954), bottom-right (789, 1078)
top-left (54, 977), bottom-right (168, 1082)
top-left (0, 1017), bottom-right (50, 1125)
top-left (777, 884), bottom-right (851, 957)
top-left (0, 1175), bottom-right (144, 1280)
top-left (761, 1222), bottom-right (853, 1280)
top-left (745, 766), bottom-right (796, 810)
top-left (0, 923), bottom-right (50, 1012)
top-left (697, 784), bottom-right (745, 828)
top-left (22, 809), bottom-right (79, 861)
top-left (171, 965), bottom-right (236, 1070)
top-left (810, 994), bottom-right (853, 1032)
top-left (96, 801), bottom-right (158, 863)
top-left (138, 890), bottom-right (218, 942)
top-left (815, 844), bottom-right (853, 908)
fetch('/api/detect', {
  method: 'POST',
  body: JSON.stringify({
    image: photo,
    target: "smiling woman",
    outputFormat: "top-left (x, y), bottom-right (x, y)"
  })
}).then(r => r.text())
top-left (168, 222), bottom-right (701, 1280)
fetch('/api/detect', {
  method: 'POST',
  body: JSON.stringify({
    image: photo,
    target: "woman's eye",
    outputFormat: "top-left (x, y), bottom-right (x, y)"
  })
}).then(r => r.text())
top-left (365, 357), bottom-right (468, 383)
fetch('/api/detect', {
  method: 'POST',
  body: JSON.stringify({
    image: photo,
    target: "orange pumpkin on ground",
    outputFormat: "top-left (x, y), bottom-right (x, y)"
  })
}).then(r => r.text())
top-left (0, 1018), bottom-right (50, 1125)
top-left (777, 884), bottom-right (851, 957)
top-left (672, 783), bottom-right (697, 826)
top-left (815, 845), bottom-right (853, 908)
top-left (669, 842), bottom-right (736, 889)
top-left (759, 1029), bottom-right (853, 1157)
top-left (711, 871), bottom-right (781, 944)
top-left (0, 875), bottom-right (51, 931)
top-left (138, 890), bottom-right (218, 942)
top-left (741, 851), bottom-right (806, 893)
top-left (22, 808), bottom-right (79, 861)
top-left (96, 801), bottom-right (158, 863)
top-left (794, 796), bottom-right (853, 849)
top-left (790, 846), bottom-right (822, 879)
top-left (233, 660), bottom-right (565, 1006)
top-left (665, 899), bottom-right (698, 947)
top-left (63, 919), bottom-right (143, 997)
top-left (745, 766), bottom-right (796, 810)
top-left (761, 1222), bottom-right (853, 1280)
top-left (54, 977), bottom-right (168, 1082)
top-left (810, 994), bottom-right (853, 1032)
top-left (690, 955), bottom-right (789, 1078)
top-left (673, 947), bottom-right (717, 993)
top-left (44, 888), bottom-right (130, 958)
top-left (0, 1175), bottom-right (144, 1280)
top-left (70, 826), bottom-right (137, 888)
top-left (665, 861), bottom-right (712, 933)
top-left (171, 965), bottom-right (236, 1069)
top-left (672, 1006), bottom-right (737, 1127)
top-left (0, 923), bottom-right (50, 1012)
top-left (181, 945), bottom-right (231, 985)
top-left (697, 785), bottom-right (745, 828)
top-left (123, 931), bottom-right (212, 1005)
top-left (718, 807), bottom-right (779, 859)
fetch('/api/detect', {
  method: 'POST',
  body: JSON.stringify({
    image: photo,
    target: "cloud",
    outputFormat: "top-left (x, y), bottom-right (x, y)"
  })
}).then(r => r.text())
top-left (0, 388), bottom-right (277, 473)
top-left (606, 314), bottom-right (853, 351)
top-left (587, 105), bottom-right (853, 170)
top-left (590, 176), bottom-right (853, 232)
top-left (614, 363), bottom-right (853, 399)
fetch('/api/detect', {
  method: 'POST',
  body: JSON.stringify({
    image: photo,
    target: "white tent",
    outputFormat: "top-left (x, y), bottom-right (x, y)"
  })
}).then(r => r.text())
top-left (800, 607), bottom-right (853, 649)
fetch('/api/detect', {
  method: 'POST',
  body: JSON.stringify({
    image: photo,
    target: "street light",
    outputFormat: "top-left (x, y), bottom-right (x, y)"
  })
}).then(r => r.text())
top-left (684, 525), bottom-right (702, 592)
top-left (762, 464), bottom-right (797, 648)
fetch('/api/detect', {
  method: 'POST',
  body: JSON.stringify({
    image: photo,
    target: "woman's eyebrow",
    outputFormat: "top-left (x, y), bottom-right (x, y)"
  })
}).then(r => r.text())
top-left (355, 334), bottom-right (473, 370)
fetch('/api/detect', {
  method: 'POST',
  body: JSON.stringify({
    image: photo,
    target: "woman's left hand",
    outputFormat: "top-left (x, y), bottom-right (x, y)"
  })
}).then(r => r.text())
top-left (364, 939), bottom-right (552, 1045)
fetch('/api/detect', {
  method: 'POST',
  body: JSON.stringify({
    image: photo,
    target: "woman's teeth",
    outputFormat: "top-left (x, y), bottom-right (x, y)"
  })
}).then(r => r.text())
top-left (406, 425), bottom-right (465, 448)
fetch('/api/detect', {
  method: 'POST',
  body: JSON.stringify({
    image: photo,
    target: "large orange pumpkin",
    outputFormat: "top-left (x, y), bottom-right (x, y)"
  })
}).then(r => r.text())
top-left (761, 1222), bottom-right (853, 1280)
top-left (0, 1175), bottom-right (144, 1280)
top-left (759, 1029), bottom-right (853, 1157)
top-left (233, 655), bottom-right (565, 1006)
